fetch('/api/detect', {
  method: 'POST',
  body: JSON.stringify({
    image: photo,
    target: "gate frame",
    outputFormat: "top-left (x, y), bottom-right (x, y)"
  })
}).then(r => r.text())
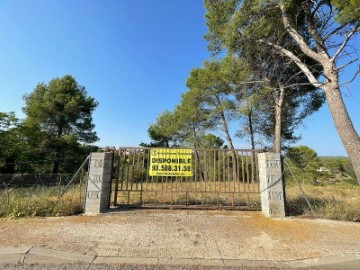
top-left (84, 149), bottom-right (286, 218)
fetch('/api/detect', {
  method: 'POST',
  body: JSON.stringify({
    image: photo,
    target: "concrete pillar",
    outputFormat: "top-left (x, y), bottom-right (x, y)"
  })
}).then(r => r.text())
top-left (258, 152), bottom-right (286, 218)
top-left (84, 152), bottom-right (113, 214)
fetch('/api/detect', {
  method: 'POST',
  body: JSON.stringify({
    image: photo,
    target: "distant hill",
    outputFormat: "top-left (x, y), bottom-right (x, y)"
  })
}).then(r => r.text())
top-left (319, 156), bottom-right (349, 159)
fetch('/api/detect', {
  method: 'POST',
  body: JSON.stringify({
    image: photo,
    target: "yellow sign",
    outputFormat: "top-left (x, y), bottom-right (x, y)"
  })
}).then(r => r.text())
top-left (149, 148), bottom-right (193, 177)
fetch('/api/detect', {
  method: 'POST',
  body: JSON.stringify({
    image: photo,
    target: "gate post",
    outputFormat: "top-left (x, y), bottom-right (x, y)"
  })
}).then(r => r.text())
top-left (258, 152), bottom-right (286, 218)
top-left (84, 152), bottom-right (113, 214)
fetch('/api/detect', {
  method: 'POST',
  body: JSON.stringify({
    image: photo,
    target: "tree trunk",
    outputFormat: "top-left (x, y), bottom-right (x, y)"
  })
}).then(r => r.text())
top-left (248, 108), bottom-right (255, 151)
top-left (221, 115), bottom-right (239, 181)
top-left (214, 95), bottom-right (239, 181)
top-left (52, 152), bottom-right (60, 174)
top-left (277, 1), bottom-right (360, 183)
top-left (248, 108), bottom-right (257, 183)
top-left (192, 127), bottom-right (205, 181)
top-left (273, 83), bottom-right (285, 153)
top-left (218, 105), bottom-right (238, 181)
top-left (53, 125), bottom-right (63, 174)
top-left (324, 81), bottom-right (360, 184)
top-left (214, 96), bottom-right (235, 149)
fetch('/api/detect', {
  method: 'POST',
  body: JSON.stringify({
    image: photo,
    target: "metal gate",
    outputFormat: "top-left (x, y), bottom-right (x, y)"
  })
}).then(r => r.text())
top-left (112, 147), bottom-right (261, 210)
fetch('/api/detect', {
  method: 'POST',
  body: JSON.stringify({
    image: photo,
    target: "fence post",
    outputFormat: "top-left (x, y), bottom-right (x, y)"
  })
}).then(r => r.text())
top-left (84, 152), bottom-right (113, 214)
top-left (258, 152), bottom-right (286, 218)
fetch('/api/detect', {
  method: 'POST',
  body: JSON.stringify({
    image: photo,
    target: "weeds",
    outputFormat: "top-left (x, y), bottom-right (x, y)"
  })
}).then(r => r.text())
top-left (1, 176), bottom-right (359, 222)
top-left (285, 182), bottom-right (360, 222)
top-left (0, 184), bottom-right (85, 218)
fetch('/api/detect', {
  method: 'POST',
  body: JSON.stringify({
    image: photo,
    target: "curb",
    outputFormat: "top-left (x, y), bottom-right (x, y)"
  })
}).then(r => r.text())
top-left (0, 247), bottom-right (31, 264)
top-left (287, 253), bottom-right (360, 269)
top-left (1, 246), bottom-right (360, 269)
top-left (26, 247), bottom-right (95, 264)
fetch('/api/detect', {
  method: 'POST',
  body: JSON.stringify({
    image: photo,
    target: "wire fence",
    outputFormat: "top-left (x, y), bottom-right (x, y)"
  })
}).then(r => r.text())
top-left (284, 160), bottom-right (360, 222)
top-left (0, 171), bottom-right (88, 218)
top-left (1, 152), bottom-right (358, 222)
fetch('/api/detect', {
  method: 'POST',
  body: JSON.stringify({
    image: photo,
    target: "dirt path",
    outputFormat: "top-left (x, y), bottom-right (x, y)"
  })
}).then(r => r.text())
top-left (0, 210), bottom-right (359, 261)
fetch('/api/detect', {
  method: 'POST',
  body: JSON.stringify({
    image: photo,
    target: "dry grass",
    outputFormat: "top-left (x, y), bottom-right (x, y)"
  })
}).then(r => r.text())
top-left (114, 180), bottom-right (360, 222)
top-left (2, 177), bottom-right (359, 222)
top-left (0, 184), bottom-right (85, 218)
top-left (285, 182), bottom-right (360, 221)
top-left (113, 181), bottom-right (261, 208)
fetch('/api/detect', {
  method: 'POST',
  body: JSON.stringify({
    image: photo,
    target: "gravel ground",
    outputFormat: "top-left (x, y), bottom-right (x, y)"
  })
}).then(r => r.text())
top-left (0, 210), bottom-right (360, 262)
top-left (0, 264), bottom-right (309, 270)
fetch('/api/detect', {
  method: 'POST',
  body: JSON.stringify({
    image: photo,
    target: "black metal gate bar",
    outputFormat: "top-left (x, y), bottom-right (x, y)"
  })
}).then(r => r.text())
top-left (112, 147), bottom-right (262, 210)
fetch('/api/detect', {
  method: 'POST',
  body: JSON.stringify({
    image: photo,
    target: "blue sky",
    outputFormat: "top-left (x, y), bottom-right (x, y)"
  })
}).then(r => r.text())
top-left (0, 1), bottom-right (359, 156)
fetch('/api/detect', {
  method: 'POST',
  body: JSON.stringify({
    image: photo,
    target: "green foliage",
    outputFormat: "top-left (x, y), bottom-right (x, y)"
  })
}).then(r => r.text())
top-left (23, 75), bottom-right (98, 173)
top-left (319, 156), bottom-right (356, 181)
top-left (0, 112), bottom-right (27, 173)
top-left (143, 62), bottom-right (235, 149)
top-left (144, 0), bottom-right (357, 168)
top-left (285, 146), bottom-right (357, 186)
top-left (199, 134), bottom-right (224, 149)
top-left (287, 145), bottom-right (318, 170)
top-left (285, 145), bottom-right (321, 184)
top-left (141, 110), bottom-right (179, 147)
top-left (141, 100), bottom-right (224, 149)
top-left (204, 0), bottom-right (325, 150)
top-left (24, 75), bottom-right (98, 143)
top-left (0, 112), bottom-right (18, 164)
top-left (0, 112), bottom-right (17, 131)
top-left (173, 88), bottom-right (215, 148)
top-left (186, 60), bottom-right (238, 149)
top-left (332, 0), bottom-right (360, 24)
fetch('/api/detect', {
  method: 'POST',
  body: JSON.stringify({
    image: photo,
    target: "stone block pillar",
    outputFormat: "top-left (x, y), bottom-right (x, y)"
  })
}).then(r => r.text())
top-left (258, 152), bottom-right (286, 218)
top-left (84, 152), bottom-right (113, 214)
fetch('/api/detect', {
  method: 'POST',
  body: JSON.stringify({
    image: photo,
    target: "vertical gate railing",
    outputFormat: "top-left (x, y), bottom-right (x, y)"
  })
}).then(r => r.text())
top-left (112, 147), bottom-right (261, 210)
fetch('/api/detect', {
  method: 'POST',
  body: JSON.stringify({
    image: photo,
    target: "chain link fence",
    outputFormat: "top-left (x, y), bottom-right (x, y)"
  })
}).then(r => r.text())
top-left (1, 153), bottom-right (358, 221)
top-left (284, 160), bottom-right (360, 222)
top-left (0, 168), bottom-right (88, 218)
